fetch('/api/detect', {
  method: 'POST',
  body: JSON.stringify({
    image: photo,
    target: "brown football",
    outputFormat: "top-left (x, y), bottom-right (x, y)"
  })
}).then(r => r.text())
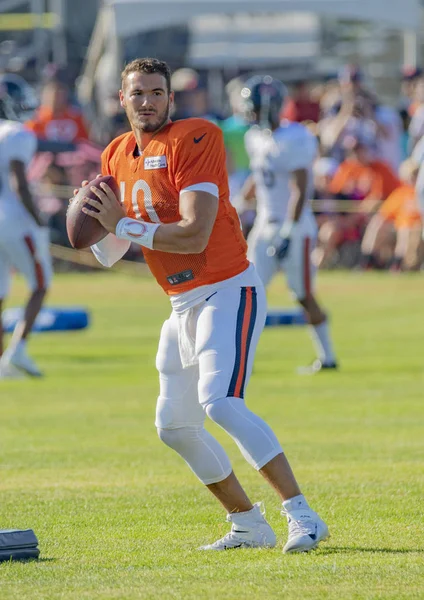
top-left (66, 175), bottom-right (120, 249)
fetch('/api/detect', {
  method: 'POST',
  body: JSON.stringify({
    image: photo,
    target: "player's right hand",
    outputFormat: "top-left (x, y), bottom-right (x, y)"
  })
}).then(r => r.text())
top-left (268, 236), bottom-right (291, 261)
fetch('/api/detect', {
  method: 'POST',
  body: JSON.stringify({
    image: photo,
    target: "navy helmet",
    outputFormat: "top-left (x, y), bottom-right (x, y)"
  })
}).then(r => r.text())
top-left (241, 75), bottom-right (287, 127)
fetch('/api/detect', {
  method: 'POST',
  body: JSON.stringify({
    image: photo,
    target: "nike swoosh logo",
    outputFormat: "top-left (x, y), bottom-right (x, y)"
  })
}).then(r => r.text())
top-left (194, 133), bottom-right (207, 144)
top-left (224, 544), bottom-right (242, 549)
top-left (308, 524), bottom-right (318, 541)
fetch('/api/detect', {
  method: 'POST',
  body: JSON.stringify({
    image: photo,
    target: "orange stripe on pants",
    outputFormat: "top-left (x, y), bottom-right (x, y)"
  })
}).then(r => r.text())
top-left (233, 287), bottom-right (253, 398)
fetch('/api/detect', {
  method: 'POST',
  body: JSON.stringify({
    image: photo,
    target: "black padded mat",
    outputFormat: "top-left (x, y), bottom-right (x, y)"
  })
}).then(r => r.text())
top-left (0, 529), bottom-right (39, 561)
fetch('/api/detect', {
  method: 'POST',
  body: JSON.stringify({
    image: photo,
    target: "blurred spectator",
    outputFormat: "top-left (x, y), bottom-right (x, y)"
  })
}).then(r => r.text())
top-left (410, 129), bottom-right (424, 166)
top-left (313, 156), bottom-right (339, 199)
top-left (338, 65), bottom-right (366, 96)
top-left (374, 103), bottom-right (403, 173)
top-left (37, 163), bottom-right (70, 247)
top-left (319, 77), bottom-right (341, 118)
top-left (319, 92), bottom-right (379, 163)
top-left (171, 68), bottom-right (220, 121)
top-left (319, 65), bottom-right (402, 171)
top-left (220, 78), bottom-right (250, 192)
top-left (399, 66), bottom-right (422, 114)
top-left (313, 136), bottom-right (399, 268)
top-left (91, 93), bottom-right (130, 146)
top-left (361, 159), bottom-right (422, 270)
top-left (281, 80), bottom-right (320, 123)
top-left (329, 136), bottom-right (399, 204)
top-left (397, 68), bottom-right (423, 161)
top-left (312, 156), bottom-right (339, 227)
top-left (407, 77), bottom-right (424, 148)
top-left (399, 108), bottom-right (412, 161)
top-left (171, 67), bottom-right (199, 93)
top-left (412, 134), bottom-right (424, 229)
top-left (25, 67), bottom-right (89, 143)
top-left (220, 77), bottom-right (255, 236)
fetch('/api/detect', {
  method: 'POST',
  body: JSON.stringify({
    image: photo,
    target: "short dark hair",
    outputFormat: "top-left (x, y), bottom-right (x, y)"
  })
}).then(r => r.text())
top-left (121, 58), bottom-right (171, 93)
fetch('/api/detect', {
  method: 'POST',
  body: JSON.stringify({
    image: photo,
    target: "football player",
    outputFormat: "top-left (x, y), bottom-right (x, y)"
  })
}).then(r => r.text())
top-left (0, 80), bottom-right (52, 378)
top-left (241, 75), bottom-right (338, 373)
top-left (75, 58), bottom-right (329, 552)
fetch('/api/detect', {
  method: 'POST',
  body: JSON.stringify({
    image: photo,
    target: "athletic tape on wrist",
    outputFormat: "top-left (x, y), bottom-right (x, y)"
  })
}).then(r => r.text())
top-left (115, 217), bottom-right (159, 250)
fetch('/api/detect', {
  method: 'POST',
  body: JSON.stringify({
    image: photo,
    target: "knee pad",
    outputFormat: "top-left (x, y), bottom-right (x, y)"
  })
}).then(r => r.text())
top-left (157, 426), bottom-right (191, 451)
top-left (157, 425), bottom-right (232, 485)
top-left (205, 397), bottom-right (283, 470)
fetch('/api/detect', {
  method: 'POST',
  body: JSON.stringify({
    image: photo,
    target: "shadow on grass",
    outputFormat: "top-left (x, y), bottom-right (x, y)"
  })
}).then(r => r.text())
top-left (0, 557), bottom-right (56, 565)
top-left (37, 557), bottom-right (56, 562)
top-left (322, 546), bottom-right (424, 554)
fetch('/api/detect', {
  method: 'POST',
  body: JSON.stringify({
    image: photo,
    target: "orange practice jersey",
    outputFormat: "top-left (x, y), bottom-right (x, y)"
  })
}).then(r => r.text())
top-left (329, 159), bottom-right (400, 201)
top-left (379, 184), bottom-right (422, 229)
top-left (25, 106), bottom-right (89, 142)
top-left (101, 118), bottom-right (248, 294)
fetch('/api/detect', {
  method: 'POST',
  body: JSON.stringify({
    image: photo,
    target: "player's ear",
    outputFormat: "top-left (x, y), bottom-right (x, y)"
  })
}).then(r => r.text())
top-left (119, 89), bottom-right (126, 109)
top-left (169, 90), bottom-right (175, 113)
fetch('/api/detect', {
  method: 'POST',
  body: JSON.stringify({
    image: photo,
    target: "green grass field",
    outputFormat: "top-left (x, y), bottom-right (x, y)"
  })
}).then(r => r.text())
top-left (1, 271), bottom-right (423, 600)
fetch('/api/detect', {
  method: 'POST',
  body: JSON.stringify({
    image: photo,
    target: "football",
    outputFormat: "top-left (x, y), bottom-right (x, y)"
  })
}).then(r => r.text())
top-left (66, 175), bottom-right (120, 249)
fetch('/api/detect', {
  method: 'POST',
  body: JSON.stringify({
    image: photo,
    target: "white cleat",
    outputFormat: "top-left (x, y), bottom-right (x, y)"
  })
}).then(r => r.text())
top-left (3, 346), bottom-right (43, 378)
top-left (200, 503), bottom-right (276, 550)
top-left (282, 507), bottom-right (329, 553)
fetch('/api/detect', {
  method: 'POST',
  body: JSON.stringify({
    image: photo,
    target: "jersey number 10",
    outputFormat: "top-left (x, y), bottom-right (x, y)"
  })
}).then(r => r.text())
top-left (120, 179), bottom-right (161, 223)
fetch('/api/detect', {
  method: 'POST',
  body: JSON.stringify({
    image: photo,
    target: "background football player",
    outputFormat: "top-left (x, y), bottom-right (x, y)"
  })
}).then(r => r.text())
top-left (0, 80), bottom-right (52, 378)
top-left (240, 75), bottom-right (338, 373)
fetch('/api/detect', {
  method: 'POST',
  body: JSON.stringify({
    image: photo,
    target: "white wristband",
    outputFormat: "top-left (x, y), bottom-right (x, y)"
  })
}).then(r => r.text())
top-left (115, 217), bottom-right (160, 250)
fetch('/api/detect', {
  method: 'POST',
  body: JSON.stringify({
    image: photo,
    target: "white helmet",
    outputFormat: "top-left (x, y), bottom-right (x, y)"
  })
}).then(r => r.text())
top-left (0, 73), bottom-right (38, 121)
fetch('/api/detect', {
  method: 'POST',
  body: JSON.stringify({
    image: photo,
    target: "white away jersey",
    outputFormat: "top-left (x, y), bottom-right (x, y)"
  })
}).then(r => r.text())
top-left (245, 121), bottom-right (317, 223)
top-left (0, 119), bottom-right (37, 221)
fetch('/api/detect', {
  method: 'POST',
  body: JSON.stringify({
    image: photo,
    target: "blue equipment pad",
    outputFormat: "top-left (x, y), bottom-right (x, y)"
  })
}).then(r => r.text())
top-left (2, 307), bottom-right (89, 333)
top-left (265, 308), bottom-right (307, 327)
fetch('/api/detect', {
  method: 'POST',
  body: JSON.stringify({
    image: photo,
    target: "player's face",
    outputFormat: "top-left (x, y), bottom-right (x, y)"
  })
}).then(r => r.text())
top-left (120, 72), bottom-right (174, 133)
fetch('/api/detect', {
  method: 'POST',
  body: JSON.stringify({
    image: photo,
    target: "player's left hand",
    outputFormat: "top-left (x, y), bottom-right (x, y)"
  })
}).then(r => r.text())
top-left (82, 182), bottom-right (127, 234)
top-left (70, 174), bottom-right (102, 204)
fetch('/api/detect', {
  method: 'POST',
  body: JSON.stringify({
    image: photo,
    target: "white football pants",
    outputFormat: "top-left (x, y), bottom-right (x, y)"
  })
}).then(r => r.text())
top-left (156, 271), bottom-right (283, 484)
top-left (247, 215), bottom-right (318, 300)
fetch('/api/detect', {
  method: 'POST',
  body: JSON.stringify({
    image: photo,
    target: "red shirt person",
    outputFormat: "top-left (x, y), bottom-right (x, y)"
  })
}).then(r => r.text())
top-left (26, 78), bottom-right (89, 143)
top-left (281, 81), bottom-right (320, 123)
